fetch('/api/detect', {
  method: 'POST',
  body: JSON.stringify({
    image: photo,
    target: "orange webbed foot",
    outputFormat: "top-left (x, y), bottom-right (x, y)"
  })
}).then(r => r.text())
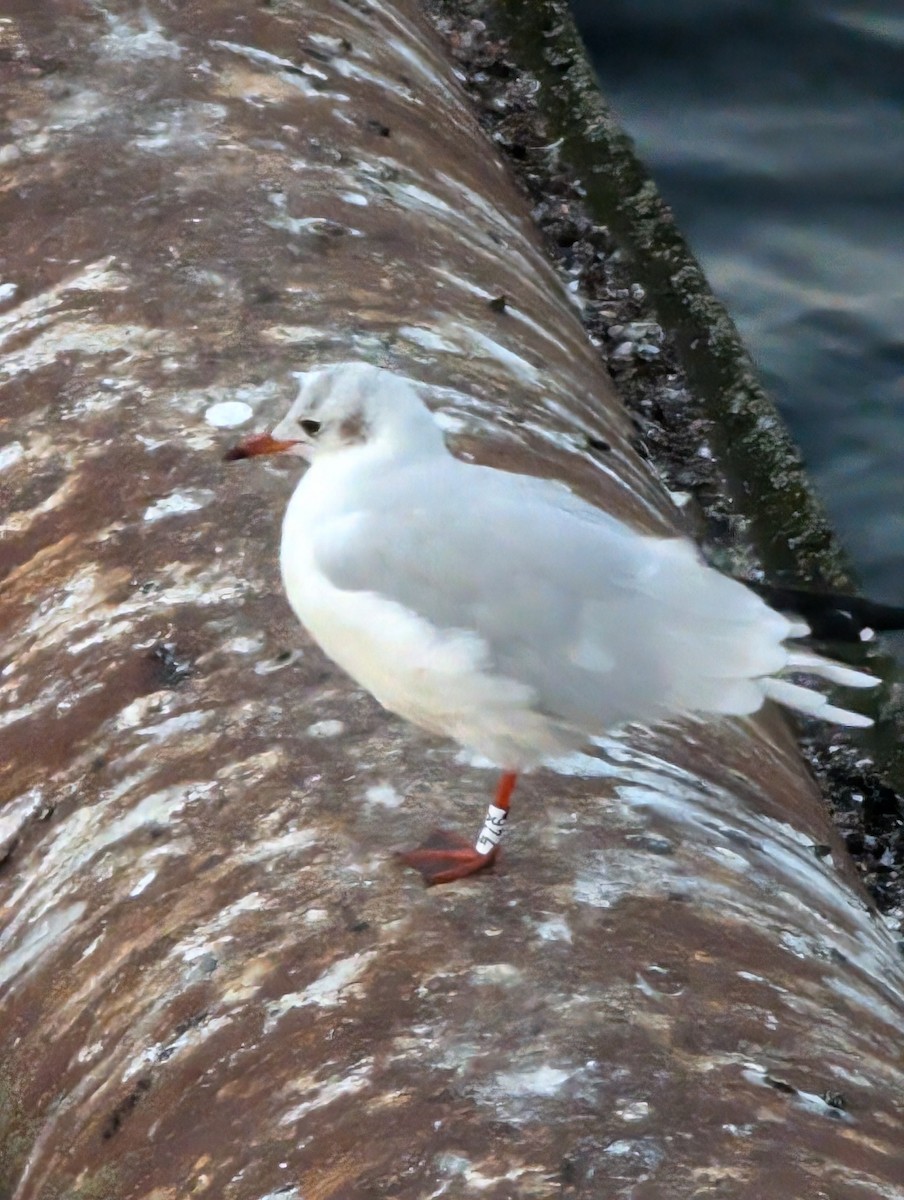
top-left (397, 829), bottom-right (498, 886)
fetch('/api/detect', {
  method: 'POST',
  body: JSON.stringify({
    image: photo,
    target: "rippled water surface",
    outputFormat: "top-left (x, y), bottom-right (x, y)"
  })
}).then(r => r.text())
top-left (571, 0), bottom-right (903, 600)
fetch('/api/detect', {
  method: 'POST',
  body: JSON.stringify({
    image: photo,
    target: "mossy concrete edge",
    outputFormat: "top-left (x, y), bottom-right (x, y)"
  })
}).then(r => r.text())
top-left (491, 0), bottom-right (848, 584)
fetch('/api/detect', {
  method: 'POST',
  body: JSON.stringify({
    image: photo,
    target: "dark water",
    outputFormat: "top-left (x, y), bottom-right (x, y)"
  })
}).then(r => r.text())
top-left (571, 0), bottom-right (903, 602)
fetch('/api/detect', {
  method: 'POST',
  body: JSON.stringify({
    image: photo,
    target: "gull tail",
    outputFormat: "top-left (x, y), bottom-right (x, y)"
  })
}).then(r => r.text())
top-left (742, 581), bottom-right (899, 726)
top-left (762, 655), bottom-right (878, 728)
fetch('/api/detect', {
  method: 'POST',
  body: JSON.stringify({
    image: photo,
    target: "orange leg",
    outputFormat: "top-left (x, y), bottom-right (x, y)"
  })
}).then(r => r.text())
top-left (397, 771), bottom-right (518, 886)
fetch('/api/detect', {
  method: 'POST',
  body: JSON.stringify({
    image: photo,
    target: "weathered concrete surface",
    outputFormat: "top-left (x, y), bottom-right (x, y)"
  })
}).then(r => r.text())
top-left (1, 3), bottom-right (903, 1199)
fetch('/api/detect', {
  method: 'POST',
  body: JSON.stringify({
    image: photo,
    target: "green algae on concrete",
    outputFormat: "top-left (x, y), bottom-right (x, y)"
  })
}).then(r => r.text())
top-left (41, 1167), bottom-right (120, 1200)
top-left (0, 1071), bottom-right (35, 1200)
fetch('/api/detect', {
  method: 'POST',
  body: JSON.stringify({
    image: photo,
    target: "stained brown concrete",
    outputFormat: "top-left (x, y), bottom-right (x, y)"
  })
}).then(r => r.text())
top-left (1, 3), bottom-right (903, 1199)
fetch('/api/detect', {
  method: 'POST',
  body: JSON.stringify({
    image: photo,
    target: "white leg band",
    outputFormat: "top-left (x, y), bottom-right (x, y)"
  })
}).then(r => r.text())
top-left (475, 804), bottom-right (508, 856)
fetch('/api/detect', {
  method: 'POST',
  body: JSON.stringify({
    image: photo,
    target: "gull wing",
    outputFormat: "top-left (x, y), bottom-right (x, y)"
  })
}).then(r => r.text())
top-left (308, 456), bottom-right (793, 732)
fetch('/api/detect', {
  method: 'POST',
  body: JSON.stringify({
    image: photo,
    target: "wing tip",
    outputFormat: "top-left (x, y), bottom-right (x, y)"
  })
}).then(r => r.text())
top-left (760, 678), bottom-right (875, 727)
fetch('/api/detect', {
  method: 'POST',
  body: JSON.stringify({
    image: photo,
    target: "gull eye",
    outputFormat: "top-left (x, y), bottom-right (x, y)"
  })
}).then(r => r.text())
top-left (299, 418), bottom-right (321, 437)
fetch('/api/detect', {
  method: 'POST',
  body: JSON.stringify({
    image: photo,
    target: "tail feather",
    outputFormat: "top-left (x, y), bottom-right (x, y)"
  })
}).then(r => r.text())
top-left (760, 678), bottom-right (874, 728)
top-left (736, 580), bottom-right (890, 727)
top-left (783, 650), bottom-right (879, 689)
top-left (819, 704), bottom-right (874, 728)
top-left (786, 620), bottom-right (811, 639)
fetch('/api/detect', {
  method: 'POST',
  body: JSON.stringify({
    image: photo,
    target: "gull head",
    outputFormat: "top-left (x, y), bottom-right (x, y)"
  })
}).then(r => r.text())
top-left (225, 361), bottom-right (443, 463)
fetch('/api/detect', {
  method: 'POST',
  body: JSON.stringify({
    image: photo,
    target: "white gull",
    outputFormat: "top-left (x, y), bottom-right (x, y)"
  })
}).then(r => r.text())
top-left (227, 362), bottom-right (878, 884)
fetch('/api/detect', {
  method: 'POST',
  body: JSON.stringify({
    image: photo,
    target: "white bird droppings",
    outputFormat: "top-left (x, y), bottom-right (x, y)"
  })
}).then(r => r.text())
top-left (397, 325), bottom-right (458, 353)
top-left (306, 719), bottom-right (345, 739)
top-left (254, 649), bottom-right (303, 674)
top-left (470, 963), bottom-right (521, 985)
top-left (0, 440), bottom-right (25, 472)
top-left (494, 1066), bottom-right (572, 1097)
top-left (267, 951), bottom-right (378, 1023)
top-left (533, 915), bottom-right (573, 943)
top-left (617, 1100), bottom-right (651, 1122)
top-left (364, 784), bottom-right (404, 809)
top-left (0, 902), bottom-right (88, 988)
top-left (143, 490), bottom-right (213, 523)
top-left (220, 636), bottom-right (264, 655)
top-left (129, 870), bottom-right (157, 897)
top-left (281, 1060), bottom-right (373, 1125)
top-left (205, 399), bottom-right (254, 428)
top-left (100, 12), bottom-right (183, 61)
